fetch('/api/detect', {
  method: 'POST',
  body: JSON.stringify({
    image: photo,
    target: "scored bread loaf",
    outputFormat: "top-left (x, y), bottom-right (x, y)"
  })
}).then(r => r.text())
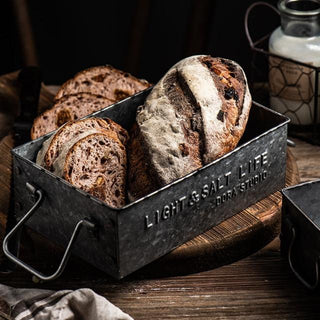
top-left (36, 117), bottom-right (128, 207)
top-left (128, 55), bottom-right (252, 201)
top-left (31, 93), bottom-right (114, 140)
top-left (54, 65), bottom-right (151, 101)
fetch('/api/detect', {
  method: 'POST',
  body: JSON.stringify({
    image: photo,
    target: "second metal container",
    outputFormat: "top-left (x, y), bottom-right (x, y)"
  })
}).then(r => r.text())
top-left (281, 179), bottom-right (320, 289)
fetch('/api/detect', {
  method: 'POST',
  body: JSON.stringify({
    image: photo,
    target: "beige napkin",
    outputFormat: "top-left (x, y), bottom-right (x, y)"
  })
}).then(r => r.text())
top-left (0, 284), bottom-right (133, 320)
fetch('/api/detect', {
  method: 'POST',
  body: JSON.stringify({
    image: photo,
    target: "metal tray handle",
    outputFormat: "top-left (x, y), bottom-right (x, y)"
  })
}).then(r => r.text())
top-left (288, 225), bottom-right (319, 290)
top-left (2, 183), bottom-right (95, 282)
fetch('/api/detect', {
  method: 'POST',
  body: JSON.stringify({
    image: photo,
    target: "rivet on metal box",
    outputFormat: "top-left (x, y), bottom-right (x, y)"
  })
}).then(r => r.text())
top-left (281, 179), bottom-right (320, 290)
top-left (3, 88), bottom-right (289, 281)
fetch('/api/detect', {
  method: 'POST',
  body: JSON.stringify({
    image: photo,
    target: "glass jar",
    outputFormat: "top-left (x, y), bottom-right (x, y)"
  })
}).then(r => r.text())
top-left (268, 0), bottom-right (320, 125)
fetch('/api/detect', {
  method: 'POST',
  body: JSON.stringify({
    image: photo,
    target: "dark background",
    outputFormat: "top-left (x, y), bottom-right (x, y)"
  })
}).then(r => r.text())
top-left (0, 0), bottom-right (279, 85)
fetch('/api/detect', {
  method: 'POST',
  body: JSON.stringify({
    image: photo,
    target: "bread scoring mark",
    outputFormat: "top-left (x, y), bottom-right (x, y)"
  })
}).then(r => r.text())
top-left (179, 58), bottom-right (224, 164)
top-left (137, 70), bottom-right (199, 185)
top-left (163, 69), bottom-right (204, 166)
top-left (200, 56), bottom-right (247, 136)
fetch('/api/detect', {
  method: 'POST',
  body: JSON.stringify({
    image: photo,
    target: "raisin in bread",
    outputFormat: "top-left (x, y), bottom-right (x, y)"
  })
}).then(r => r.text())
top-left (36, 117), bottom-right (128, 207)
top-left (128, 55), bottom-right (252, 201)
top-left (54, 65), bottom-right (151, 101)
top-left (31, 93), bottom-right (114, 140)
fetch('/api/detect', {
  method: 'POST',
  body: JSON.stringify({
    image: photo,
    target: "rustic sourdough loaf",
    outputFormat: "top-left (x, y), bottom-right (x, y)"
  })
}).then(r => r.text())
top-left (36, 117), bottom-right (128, 207)
top-left (31, 93), bottom-right (114, 140)
top-left (54, 65), bottom-right (151, 101)
top-left (128, 55), bottom-right (252, 201)
top-left (31, 65), bottom-right (151, 140)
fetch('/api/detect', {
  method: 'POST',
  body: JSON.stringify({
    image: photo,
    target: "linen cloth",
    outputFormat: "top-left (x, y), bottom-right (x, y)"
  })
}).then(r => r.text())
top-left (0, 284), bottom-right (133, 320)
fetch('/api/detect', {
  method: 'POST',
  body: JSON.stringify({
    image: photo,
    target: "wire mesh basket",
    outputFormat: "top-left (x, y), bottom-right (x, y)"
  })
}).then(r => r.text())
top-left (245, 1), bottom-right (320, 145)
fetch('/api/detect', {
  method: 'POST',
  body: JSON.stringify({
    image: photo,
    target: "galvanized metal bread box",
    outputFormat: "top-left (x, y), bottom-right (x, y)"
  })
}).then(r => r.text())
top-left (5, 88), bottom-right (289, 280)
top-left (281, 180), bottom-right (320, 290)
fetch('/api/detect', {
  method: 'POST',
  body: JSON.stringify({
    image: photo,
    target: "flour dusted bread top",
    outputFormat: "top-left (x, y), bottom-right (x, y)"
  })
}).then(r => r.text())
top-left (36, 117), bottom-right (128, 207)
top-left (175, 55), bottom-right (252, 163)
top-left (128, 55), bottom-right (252, 201)
top-left (55, 65), bottom-right (151, 101)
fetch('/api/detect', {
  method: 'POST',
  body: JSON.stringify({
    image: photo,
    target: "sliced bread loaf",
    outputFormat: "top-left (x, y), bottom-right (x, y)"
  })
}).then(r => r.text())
top-left (31, 93), bottom-right (115, 140)
top-left (36, 117), bottom-right (128, 207)
top-left (31, 66), bottom-right (151, 140)
top-left (37, 117), bottom-right (127, 174)
top-left (54, 65), bottom-right (151, 101)
top-left (63, 132), bottom-right (127, 208)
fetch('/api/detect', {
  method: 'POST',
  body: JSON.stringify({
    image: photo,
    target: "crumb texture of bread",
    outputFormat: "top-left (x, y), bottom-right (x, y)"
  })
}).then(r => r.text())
top-left (37, 117), bottom-right (127, 172)
top-left (128, 55), bottom-right (252, 201)
top-left (36, 117), bottom-right (128, 208)
top-left (31, 65), bottom-right (151, 140)
top-left (32, 93), bottom-right (115, 140)
top-left (64, 132), bottom-right (127, 208)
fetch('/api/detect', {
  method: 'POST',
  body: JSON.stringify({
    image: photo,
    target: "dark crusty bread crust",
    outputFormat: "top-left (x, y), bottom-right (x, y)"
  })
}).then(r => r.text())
top-left (64, 132), bottom-right (127, 208)
top-left (54, 65), bottom-right (151, 101)
top-left (31, 93), bottom-right (114, 140)
top-left (128, 55), bottom-right (252, 201)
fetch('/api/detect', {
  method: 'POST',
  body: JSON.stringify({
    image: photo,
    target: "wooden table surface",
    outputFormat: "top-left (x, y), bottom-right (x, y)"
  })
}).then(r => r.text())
top-left (0, 137), bottom-right (318, 319)
top-left (0, 73), bottom-right (320, 319)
